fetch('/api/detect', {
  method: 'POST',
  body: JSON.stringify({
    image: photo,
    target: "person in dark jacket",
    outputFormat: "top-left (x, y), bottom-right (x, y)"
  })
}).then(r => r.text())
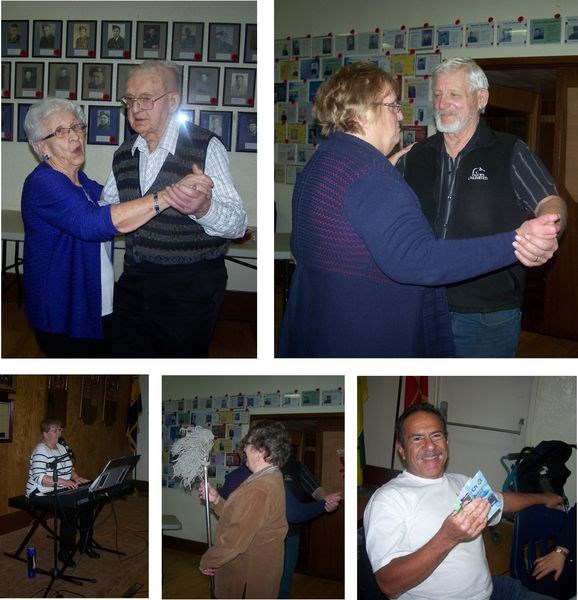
top-left (398, 58), bottom-right (566, 357)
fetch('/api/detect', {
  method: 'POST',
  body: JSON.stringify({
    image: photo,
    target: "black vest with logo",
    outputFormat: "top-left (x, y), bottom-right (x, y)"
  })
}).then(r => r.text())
top-left (113, 121), bottom-right (228, 271)
top-left (403, 120), bottom-right (528, 312)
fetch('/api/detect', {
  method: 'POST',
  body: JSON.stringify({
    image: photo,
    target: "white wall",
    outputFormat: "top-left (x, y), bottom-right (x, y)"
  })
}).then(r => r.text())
top-left (1, 0), bottom-right (256, 291)
top-left (162, 375), bottom-right (344, 542)
top-left (274, 0), bottom-right (578, 232)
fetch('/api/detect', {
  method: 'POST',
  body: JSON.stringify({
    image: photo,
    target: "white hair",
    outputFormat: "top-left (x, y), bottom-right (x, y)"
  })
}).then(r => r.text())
top-left (24, 97), bottom-right (86, 157)
top-left (126, 60), bottom-right (183, 93)
top-left (433, 57), bottom-right (489, 92)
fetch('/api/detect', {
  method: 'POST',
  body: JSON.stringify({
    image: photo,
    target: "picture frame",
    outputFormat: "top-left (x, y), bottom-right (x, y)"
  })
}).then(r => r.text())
top-left (222, 67), bottom-right (255, 107)
top-left (0, 375), bottom-right (16, 392)
top-left (32, 20), bottom-right (63, 58)
top-left (17, 103), bottom-right (31, 142)
top-left (2, 20), bottom-right (29, 57)
top-left (172, 22), bottom-right (204, 61)
top-left (236, 112), bottom-right (257, 152)
top-left (408, 26), bottom-right (434, 51)
top-left (529, 18), bottom-right (562, 45)
top-left (66, 21), bottom-right (97, 58)
top-left (116, 63), bottom-right (138, 101)
top-left (81, 63), bottom-right (112, 101)
top-left (274, 38), bottom-right (291, 60)
top-left (1, 104), bottom-right (14, 141)
top-left (136, 21), bottom-right (168, 60)
top-left (199, 110), bottom-right (232, 151)
top-left (187, 66), bottom-right (220, 105)
top-left (2, 62), bottom-right (11, 98)
top-left (208, 23), bottom-right (241, 62)
top-left (565, 17), bottom-right (578, 43)
top-left (244, 24), bottom-right (257, 63)
top-left (15, 62), bottom-right (44, 99)
top-left (0, 399), bottom-right (14, 442)
top-left (312, 34), bottom-right (334, 56)
top-left (48, 62), bottom-right (78, 99)
top-left (88, 105), bottom-right (120, 145)
top-left (465, 22), bottom-right (495, 47)
top-left (176, 108), bottom-right (195, 125)
top-left (497, 20), bottom-right (528, 46)
top-left (101, 21), bottom-right (132, 59)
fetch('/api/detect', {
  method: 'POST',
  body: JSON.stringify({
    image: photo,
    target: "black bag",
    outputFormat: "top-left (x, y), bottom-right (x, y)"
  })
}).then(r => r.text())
top-left (513, 440), bottom-right (575, 497)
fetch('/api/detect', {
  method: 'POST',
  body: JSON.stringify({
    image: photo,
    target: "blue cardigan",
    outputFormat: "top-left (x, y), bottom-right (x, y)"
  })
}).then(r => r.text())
top-left (278, 132), bottom-right (518, 357)
top-left (22, 163), bottom-right (118, 339)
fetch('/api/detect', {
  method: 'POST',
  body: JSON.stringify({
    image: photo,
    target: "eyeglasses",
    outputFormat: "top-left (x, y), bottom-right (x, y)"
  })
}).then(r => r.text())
top-left (42, 122), bottom-right (87, 141)
top-left (121, 91), bottom-right (172, 110)
top-left (374, 101), bottom-right (403, 114)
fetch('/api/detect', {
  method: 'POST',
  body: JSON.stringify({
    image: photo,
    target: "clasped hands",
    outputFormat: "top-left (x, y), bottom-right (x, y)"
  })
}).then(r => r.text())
top-left (164, 164), bottom-right (214, 219)
top-left (513, 213), bottom-right (560, 267)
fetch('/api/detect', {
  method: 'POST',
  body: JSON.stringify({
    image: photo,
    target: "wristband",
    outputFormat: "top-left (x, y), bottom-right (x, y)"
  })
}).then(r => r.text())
top-left (153, 191), bottom-right (160, 215)
top-left (555, 546), bottom-right (570, 557)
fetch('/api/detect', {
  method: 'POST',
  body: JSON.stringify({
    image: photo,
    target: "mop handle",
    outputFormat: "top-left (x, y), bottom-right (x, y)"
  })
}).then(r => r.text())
top-left (204, 465), bottom-right (212, 547)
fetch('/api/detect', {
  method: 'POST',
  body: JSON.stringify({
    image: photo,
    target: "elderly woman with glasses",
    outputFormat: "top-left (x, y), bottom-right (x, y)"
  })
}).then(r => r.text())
top-left (26, 418), bottom-right (96, 566)
top-left (278, 61), bottom-right (559, 358)
top-left (199, 421), bottom-right (290, 599)
top-left (22, 97), bottom-right (198, 357)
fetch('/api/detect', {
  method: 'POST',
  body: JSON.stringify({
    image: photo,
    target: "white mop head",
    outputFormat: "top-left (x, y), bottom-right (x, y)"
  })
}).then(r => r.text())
top-left (171, 425), bottom-right (215, 489)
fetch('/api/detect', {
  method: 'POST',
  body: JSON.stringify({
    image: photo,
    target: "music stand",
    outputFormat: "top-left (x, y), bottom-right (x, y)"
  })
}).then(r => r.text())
top-left (87, 455), bottom-right (140, 556)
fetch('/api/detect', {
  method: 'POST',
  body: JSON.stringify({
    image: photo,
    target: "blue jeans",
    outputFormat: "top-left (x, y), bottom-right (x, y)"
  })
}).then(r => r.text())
top-left (278, 534), bottom-right (300, 598)
top-left (491, 575), bottom-right (556, 600)
top-left (450, 309), bottom-right (521, 357)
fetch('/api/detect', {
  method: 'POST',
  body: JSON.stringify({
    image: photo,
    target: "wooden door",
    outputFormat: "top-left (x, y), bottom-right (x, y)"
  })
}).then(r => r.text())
top-left (544, 67), bottom-right (578, 338)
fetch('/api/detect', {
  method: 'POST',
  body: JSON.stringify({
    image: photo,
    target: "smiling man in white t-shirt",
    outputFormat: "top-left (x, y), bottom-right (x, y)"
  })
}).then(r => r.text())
top-left (364, 403), bottom-right (563, 600)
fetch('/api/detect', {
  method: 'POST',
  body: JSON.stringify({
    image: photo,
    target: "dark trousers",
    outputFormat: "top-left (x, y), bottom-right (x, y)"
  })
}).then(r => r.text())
top-left (34, 315), bottom-right (112, 358)
top-left (111, 260), bottom-right (227, 358)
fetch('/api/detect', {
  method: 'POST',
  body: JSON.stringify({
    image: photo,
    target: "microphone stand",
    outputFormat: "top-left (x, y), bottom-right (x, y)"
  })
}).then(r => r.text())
top-left (42, 452), bottom-right (95, 598)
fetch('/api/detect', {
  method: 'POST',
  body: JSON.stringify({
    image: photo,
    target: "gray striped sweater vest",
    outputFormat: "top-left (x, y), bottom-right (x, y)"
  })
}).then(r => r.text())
top-left (113, 122), bottom-right (228, 270)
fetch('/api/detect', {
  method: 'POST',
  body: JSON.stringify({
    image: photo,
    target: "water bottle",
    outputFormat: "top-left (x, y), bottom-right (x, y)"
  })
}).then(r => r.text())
top-left (27, 545), bottom-right (36, 578)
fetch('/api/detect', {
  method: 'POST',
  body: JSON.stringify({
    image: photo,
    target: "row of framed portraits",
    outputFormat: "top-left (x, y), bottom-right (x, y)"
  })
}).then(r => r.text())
top-left (2, 20), bottom-right (257, 64)
top-left (275, 16), bottom-right (578, 57)
top-left (2, 61), bottom-right (256, 108)
top-left (1, 102), bottom-right (257, 152)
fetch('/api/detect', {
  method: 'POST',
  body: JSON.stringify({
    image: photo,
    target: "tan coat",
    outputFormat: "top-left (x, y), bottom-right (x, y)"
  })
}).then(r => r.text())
top-left (200, 467), bottom-right (288, 599)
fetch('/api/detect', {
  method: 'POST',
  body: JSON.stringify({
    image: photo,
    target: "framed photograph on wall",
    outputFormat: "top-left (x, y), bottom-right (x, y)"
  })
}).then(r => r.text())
top-left (32, 20), bottom-right (63, 57)
top-left (81, 63), bottom-right (112, 101)
top-left (1, 104), bottom-right (14, 141)
top-left (0, 399), bottom-right (14, 442)
top-left (223, 67), bottom-right (255, 107)
top-left (66, 21), bottom-right (97, 58)
top-left (2, 20), bottom-right (29, 57)
top-left (15, 62), bottom-right (44, 99)
top-left (48, 62), bottom-right (78, 99)
top-left (136, 21), bottom-right (167, 60)
top-left (236, 112), bottom-right (257, 152)
top-left (0, 376), bottom-right (16, 392)
top-left (208, 23), bottom-right (241, 62)
top-left (17, 103), bottom-right (32, 142)
top-left (172, 22), bottom-right (204, 61)
top-left (2, 62), bottom-right (11, 98)
top-left (177, 108), bottom-right (195, 125)
top-left (199, 110), bottom-right (232, 151)
top-left (101, 21), bottom-right (132, 59)
top-left (187, 66), bottom-right (220, 105)
top-left (244, 24), bottom-right (257, 63)
top-left (116, 63), bottom-right (137, 101)
top-left (88, 105), bottom-right (120, 145)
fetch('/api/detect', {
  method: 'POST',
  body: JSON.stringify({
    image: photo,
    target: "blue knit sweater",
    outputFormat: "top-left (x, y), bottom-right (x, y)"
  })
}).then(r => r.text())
top-left (278, 132), bottom-right (518, 357)
top-left (22, 163), bottom-right (118, 339)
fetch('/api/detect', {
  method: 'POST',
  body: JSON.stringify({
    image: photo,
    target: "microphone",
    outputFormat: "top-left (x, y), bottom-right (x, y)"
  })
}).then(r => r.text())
top-left (58, 436), bottom-right (75, 461)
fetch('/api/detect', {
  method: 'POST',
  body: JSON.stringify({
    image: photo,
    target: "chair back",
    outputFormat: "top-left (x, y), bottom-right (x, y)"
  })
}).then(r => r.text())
top-left (510, 504), bottom-right (566, 588)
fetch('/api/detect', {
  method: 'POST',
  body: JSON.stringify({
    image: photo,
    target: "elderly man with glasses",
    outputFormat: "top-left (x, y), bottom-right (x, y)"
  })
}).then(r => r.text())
top-left (101, 60), bottom-right (246, 357)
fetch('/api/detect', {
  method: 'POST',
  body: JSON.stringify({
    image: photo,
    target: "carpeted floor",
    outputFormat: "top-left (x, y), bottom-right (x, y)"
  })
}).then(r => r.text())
top-left (0, 492), bottom-right (148, 598)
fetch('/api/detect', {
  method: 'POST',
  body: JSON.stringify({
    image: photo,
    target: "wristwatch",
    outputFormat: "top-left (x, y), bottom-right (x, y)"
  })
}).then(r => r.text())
top-left (554, 546), bottom-right (570, 557)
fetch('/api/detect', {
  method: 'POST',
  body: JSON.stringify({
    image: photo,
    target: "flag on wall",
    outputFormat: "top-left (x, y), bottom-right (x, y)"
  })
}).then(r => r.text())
top-left (357, 376), bottom-right (368, 486)
top-left (404, 376), bottom-right (428, 408)
top-left (126, 376), bottom-right (142, 453)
